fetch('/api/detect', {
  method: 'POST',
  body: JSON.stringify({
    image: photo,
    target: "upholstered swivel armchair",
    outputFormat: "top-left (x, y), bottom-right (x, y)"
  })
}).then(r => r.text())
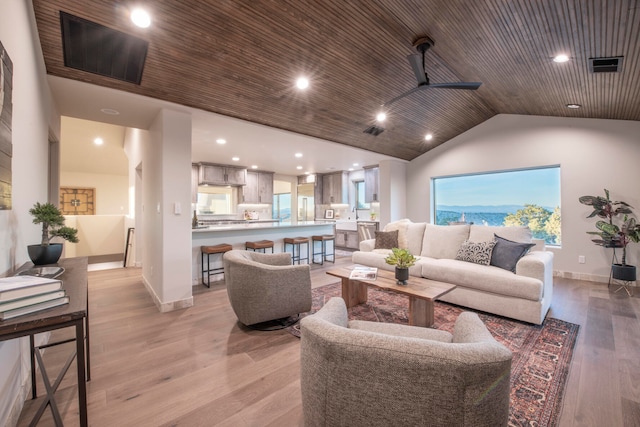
top-left (300, 297), bottom-right (513, 427)
top-left (223, 250), bottom-right (312, 327)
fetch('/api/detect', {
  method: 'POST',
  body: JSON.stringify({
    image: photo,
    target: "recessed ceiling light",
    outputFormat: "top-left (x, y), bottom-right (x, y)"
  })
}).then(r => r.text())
top-left (304, 171), bottom-right (310, 175)
top-left (131, 8), bottom-right (151, 28)
top-left (294, 152), bottom-right (303, 158)
top-left (93, 137), bottom-right (104, 145)
top-left (100, 108), bottom-right (120, 115)
top-left (376, 112), bottom-right (387, 122)
top-left (348, 168), bottom-right (354, 171)
top-left (553, 54), bottom-right (570, 63)
top-left (425, 133), bottom-right (433, 141)
top-left (353, 163), bottom-right (359, 167)
top-left (566, 103), bottom-right (581, 109)
top-left (296, 77), bottom-right (309, 90)
top-left (251, 165), bottom-right (258, 169)
top-left (216, 138), bottom-right (226, 144)
top-left (232, 156), bottom-right (240, 161)
top-left (296, 166), bottom-right (303, 170)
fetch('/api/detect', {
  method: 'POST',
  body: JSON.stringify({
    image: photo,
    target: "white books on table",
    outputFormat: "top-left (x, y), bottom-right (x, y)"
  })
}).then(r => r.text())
top-left (0, 276), bottom-right (63, 303)
top-left (0, 296), bottom-right (70, 320)
top-left (0, 290), bottom-right (67, 313)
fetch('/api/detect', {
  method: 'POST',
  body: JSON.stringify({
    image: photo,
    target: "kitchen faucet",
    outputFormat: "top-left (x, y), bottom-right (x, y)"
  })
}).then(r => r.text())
top-left (352, 206), bottom-right (361, 220)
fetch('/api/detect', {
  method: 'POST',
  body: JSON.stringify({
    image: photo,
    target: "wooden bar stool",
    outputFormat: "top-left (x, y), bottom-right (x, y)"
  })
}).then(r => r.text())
top-left (245, 240), bottom-right (275, 253)
top-left (312, 235), bottom-right (335, 265)
top-left (283, 237), bottom-right (310, 265)
top-left (201, 243), bottom-right (233, 287)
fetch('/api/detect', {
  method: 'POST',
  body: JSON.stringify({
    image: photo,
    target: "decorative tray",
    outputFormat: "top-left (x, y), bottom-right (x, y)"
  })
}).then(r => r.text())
top-left (15, 266), bottom-right (65, 279)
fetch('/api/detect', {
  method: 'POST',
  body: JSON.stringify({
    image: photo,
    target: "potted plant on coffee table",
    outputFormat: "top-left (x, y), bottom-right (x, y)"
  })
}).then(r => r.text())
top-left (579, 189), bottom-right (640, 282)
top-left (28, 202), bottom-right (79, 265)
top-left (384, 247), bottom-right (417, 285)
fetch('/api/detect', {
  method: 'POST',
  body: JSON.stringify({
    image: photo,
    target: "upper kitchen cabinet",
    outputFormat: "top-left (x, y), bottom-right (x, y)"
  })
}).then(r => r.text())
top-left (242, 171), bottom-right (274, 204)
top-left (322, 171), bottom-right (349, 204)
top-left (364, 166), bottom-right (379, 202)
top-left (198, 163), bottom-right (247, 186)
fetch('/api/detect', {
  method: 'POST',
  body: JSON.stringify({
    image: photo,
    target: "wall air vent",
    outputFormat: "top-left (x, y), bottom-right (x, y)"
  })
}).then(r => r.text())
top-left (363, 125), bottom-right (384, 136)
top-left (589, 56), bottom-right (623, 73)
top-left (60, 11), bottom-right (148, 85)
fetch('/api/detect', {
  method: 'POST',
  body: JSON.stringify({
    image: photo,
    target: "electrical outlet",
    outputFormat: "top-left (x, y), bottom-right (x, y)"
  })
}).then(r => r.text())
top-left (578, 255), bottom-right (586, 264)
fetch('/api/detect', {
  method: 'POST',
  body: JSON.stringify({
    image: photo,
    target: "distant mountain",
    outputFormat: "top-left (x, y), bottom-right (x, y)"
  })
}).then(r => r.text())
top-left (438, 205), bottom-right (525, 214)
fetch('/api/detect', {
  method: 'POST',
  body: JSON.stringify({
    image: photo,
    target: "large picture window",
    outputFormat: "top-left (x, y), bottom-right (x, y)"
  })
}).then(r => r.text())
top-left (433, 166), bottom-right (561, 245)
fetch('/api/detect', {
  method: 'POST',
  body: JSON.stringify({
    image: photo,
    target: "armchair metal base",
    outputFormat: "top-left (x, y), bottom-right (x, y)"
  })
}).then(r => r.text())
top-left (244, 314), bottom-right (301, 331)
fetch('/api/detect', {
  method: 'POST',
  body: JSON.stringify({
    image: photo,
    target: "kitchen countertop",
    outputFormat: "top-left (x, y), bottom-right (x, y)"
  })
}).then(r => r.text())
top-left (192, 220), bottom-right (335, 232)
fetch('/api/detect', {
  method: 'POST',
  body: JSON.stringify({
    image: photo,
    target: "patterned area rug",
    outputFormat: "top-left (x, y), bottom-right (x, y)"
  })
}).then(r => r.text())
top-left (289, 282), bottom-right (579, 427)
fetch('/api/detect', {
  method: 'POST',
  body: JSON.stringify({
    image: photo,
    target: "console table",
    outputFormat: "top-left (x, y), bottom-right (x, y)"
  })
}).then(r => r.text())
top-left (0, 257), bottom-right (90, 426)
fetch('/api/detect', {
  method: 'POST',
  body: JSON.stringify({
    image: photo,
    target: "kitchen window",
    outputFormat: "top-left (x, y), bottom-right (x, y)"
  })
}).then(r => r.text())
top-left (355, 180), bottom-right (369, 209)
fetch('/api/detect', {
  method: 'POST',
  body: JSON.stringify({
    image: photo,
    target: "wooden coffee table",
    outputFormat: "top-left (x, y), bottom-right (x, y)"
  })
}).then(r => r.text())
top-left (326, 266), bottom-right (456, 328)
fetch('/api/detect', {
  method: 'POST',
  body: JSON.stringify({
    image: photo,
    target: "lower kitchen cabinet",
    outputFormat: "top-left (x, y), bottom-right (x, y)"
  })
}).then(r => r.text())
top-left (335, 230), bottom-right (359, 250)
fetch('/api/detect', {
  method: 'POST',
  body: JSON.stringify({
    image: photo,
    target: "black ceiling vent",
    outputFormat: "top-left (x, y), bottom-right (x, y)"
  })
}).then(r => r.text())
top-left (60, 11), bottom-right (148, 85)
top-left (363, 125), bottom-right (385, 136)
top-left (589, 56), bottom-right (623, 73)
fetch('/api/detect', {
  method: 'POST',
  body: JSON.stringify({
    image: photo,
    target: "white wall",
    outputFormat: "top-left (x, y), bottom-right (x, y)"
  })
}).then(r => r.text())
top-left (143, 109), bottom-right (193, 310)
top-left (379, 159), bottom-right (407, 227)
top-left (407, 114), bottom-right (640, 282)
top-left (0, 1), bottom-right (60, 424)
top-left (60, 171), bottom-right (128, 214)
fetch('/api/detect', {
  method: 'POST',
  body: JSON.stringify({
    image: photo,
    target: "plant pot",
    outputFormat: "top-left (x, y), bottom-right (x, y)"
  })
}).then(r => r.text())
top-left (612, 264), bottom-right (636, 282)
top-left (395, 267), bottom-right (409, 285)
top-left (27, 243), bottom-right (63, 266)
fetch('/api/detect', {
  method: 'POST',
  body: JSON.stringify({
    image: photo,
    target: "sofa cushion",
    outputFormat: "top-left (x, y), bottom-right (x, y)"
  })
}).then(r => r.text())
top-left (455, 240), bottom-right (497, 266)
top-left (406, 222), bottom-right (427, 255)
top-left (421, 224), bottom-right (470, 259)
top-left (469, 225), bottom-right (532, 243)
top-left (490, 235), bottom-right (536, 272)
top-left (383, 219), bottom-right (411, 249)
top-left (419, 258), bottom-right (543, 301)
top-left (374, 230), bottom-right (398, 249)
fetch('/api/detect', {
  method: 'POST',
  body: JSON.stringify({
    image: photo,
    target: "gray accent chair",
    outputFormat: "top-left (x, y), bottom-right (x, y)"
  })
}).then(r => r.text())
top-left (300, 297), bottom-right (513, 427)
top-left (223, 250), bottom-right (312, 326)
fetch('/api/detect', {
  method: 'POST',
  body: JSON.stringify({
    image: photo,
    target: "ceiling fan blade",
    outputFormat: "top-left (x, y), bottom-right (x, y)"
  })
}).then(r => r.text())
top-left (407, 54), bottom-right (427, 85)
top-left (428, 82), bottom-right (482, 90)
top-left (381, 85), bottom-right (427, 108)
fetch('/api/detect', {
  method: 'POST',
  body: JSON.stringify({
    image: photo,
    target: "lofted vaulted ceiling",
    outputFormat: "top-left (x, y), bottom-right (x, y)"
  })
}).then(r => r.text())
top-left (32, 0), bottom-right (640, 162)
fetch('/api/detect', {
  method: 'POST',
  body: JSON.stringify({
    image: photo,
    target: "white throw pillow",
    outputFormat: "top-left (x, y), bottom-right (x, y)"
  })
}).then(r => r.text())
top-left (468, 225), bottom-right (532, 243)
top-left (383, 219), bottom-right (411, 249)
top-left (420, 224), bottom-right (470, 259)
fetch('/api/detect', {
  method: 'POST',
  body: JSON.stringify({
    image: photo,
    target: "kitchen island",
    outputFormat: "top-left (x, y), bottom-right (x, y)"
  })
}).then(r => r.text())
top-left (191, 220), bottom-right (335, 285)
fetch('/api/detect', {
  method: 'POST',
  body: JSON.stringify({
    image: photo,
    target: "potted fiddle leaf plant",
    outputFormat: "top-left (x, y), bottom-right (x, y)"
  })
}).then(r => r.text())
top-left (579, 189), bottom-right (640, 281)
top-left (28, 202), bottom-right (79, 265)
top-left (385, 247), bottom-right (417, 285)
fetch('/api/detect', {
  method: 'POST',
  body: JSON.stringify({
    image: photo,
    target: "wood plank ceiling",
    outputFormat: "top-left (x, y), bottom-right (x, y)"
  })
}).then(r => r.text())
top-left (32, 0), bottom-right (640, 161)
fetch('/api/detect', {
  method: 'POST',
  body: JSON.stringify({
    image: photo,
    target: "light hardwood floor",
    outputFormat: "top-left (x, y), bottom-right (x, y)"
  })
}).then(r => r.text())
top-left (16, 254), bottom-right (640, 427)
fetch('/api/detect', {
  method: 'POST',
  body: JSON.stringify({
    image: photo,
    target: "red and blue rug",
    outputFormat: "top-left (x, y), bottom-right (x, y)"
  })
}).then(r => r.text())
top-left (290, 283), bottom-right (579, 427)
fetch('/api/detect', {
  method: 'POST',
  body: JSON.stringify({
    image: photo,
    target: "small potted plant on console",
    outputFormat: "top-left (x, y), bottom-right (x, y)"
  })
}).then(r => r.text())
top-left (385, 247), bottom-right (417, 285)
top-left (28, 202), bottom-right (79, 265)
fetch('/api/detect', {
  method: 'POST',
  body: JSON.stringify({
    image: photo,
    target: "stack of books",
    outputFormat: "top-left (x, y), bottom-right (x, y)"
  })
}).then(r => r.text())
top-left (0, 276), bottom-right (69, 321)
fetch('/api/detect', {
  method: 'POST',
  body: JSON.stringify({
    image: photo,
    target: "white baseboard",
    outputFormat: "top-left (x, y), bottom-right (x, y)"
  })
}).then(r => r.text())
top-left (552, 269), bottom-right (639, 286)
top-left (141, 275), bottom-right (194, 312)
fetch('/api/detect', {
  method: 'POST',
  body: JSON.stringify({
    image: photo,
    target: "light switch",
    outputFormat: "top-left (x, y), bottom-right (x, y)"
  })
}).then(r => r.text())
top-left (174, 202), bottom-right (181, 215)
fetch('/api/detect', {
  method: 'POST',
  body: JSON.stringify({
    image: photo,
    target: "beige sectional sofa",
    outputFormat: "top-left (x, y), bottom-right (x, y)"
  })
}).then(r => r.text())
top-left (351, 220), bottom-right (554, 324)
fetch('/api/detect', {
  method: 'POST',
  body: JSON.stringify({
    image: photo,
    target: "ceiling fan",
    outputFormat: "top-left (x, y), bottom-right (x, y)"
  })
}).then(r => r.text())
top-left (382, 37), bottom-right (482, 108)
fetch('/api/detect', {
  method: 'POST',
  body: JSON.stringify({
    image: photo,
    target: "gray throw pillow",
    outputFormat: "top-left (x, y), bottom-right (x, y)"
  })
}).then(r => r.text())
top-left (374, 230), bottom-right (399, 249)
top-left (455, 240), bottom-right (497, 265)
top-left (490, 234), bottom-right (536, 272)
